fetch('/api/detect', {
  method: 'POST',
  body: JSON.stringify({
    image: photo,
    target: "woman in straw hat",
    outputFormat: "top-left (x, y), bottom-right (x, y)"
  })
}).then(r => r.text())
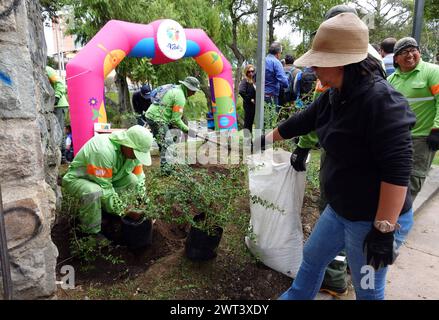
top-left (263, 13), bottom-right (416, 299)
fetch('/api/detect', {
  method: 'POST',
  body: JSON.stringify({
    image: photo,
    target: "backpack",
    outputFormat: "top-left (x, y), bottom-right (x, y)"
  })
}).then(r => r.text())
top-left (279, 67), bottom-right (299, 106)
top-left (150, 84), bottom-right (176, 105)
top-left (283, 67), bottom-right (298, 103)
top-left (293, 68), bottom-right (317, 108)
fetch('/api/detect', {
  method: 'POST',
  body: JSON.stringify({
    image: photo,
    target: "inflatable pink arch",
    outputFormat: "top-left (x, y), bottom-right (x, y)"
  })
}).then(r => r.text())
top-left (66, 19), bottom-right (237, 155)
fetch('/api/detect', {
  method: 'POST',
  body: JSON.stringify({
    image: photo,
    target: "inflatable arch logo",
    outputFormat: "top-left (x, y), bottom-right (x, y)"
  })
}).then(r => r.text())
top-left (66, 19), bottom-right (237, 154)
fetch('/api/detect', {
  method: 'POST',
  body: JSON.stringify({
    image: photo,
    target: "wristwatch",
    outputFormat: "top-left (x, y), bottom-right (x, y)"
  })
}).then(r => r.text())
top-left (374, 220), bottom-right (400, 233)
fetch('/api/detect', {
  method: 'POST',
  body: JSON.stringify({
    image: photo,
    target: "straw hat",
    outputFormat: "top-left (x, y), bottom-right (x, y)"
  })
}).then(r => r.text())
top-left (295, 13), bottom-right (369, 68)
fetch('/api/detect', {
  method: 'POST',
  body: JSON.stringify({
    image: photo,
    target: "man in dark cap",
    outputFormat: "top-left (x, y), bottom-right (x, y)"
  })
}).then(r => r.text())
top-left (132, 84), bottom-right (152, 125)
top-left (324, 4), bottom-right (357, 19)
top-left (388, 37), bottom-right (439, 201)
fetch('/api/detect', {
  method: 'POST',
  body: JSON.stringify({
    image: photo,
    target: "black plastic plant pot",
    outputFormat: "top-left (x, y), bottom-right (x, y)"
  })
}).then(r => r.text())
top-left (185, 213), bottom-right (223, 261)
top-left (121, 216), bottom-right (153, 249)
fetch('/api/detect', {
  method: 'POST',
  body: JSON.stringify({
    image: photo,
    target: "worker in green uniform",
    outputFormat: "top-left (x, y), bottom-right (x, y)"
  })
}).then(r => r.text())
top-left (144, 76), bottom-right (200, 170)
top-left (46, 66), bottom-right (69, 138)
top-left (388, 37), bottom-right (439, 200)
top-left (62, 125), bottom-right (153, 239)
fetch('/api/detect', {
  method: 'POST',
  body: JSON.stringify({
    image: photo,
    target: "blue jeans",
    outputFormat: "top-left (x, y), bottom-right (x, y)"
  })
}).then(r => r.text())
top-left (279, 205), bottom-right (414, 300)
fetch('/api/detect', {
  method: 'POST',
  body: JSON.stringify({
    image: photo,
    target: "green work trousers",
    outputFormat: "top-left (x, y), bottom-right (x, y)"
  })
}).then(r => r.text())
top-left (63, 173), bottom-right (139, 234)
top-left (410, 136), bottom-right (436, 201)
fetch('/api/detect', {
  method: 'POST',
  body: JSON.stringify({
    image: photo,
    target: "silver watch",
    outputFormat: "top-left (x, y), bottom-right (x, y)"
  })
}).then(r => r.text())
top-left (374, 220), bottom-right (400, 233)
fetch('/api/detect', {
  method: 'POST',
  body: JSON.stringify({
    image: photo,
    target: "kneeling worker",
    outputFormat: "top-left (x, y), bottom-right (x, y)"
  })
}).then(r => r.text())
top-left (62, 125), bottom-right (153, 239)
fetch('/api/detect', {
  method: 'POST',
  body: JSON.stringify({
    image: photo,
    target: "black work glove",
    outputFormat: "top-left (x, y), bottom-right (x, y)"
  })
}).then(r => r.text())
top-left (426, 129), bottom-right (439, 151)
top-left (290, 147), bottom-right (310, 172)
top-left (54, 96), bottom-right (60, 105)
top-left (363, 227), bottom-right (398, 270)
top-left (251, 135), bottom-right (266, 153)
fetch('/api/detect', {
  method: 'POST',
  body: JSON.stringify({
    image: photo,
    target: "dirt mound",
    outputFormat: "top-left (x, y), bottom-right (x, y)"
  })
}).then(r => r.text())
top-left (52, 193), bottom-right (319, 300)
top-left (52, 215), bottom-right (187, 285)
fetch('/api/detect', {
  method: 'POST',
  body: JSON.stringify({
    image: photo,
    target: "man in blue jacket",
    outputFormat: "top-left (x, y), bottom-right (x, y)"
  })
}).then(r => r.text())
top-left (264, 42), bottom-right (289, 114)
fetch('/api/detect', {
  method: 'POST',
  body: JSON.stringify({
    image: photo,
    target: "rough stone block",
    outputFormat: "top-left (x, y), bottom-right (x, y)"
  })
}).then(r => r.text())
top-left (0, 185), bottom-right (58, 299)
top-left (0, 0), bottom-right (18, 33)
top-left (0, 120), bottom-right (44, 181)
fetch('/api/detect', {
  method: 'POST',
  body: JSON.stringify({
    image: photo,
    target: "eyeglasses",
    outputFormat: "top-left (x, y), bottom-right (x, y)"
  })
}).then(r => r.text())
top-left (247, 70), bottom-right (255, 74)
top-left (399, 47), bottom-right (419, 57)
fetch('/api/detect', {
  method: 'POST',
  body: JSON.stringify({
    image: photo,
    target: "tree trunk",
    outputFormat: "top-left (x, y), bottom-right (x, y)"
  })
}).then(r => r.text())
top-left (234, 61), bottom-right (243, 107)
top-left (268, 0), bottom-right (276, 45)
top-left (115, 72), bottom-right (132, 114)
top-left (200, 81), bottom-right (212, 112)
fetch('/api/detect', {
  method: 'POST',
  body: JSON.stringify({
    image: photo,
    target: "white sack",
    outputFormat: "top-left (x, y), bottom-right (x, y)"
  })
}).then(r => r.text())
top-left (245, 148), bottom-right (306, 278)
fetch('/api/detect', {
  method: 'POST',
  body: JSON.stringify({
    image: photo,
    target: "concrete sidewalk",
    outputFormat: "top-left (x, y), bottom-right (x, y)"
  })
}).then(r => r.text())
top-left (386, 184), bottom-right (439, 299)
top-left (386, 165), bottom-right (439, 299)
top-left (317, 165), bottom-right (439, 300)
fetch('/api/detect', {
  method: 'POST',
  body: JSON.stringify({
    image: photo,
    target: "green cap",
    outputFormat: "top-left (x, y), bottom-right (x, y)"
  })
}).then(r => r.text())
top-left (109, 125), bottom-right (153, 166)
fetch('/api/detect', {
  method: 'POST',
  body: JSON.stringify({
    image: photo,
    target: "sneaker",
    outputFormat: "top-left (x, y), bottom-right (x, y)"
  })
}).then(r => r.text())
top-left (319, 283), bottom-right (348, 297)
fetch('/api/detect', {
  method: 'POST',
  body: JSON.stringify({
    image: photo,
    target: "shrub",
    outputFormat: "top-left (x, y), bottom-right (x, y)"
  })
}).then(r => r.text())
top-left (144, 163), bottom-right (281, 236)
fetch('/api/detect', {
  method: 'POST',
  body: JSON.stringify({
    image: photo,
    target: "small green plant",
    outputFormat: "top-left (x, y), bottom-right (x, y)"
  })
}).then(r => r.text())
top-left (69, 235), bottom-right (111, 264)
top-left (68, 230), bottom-right (125, 271)
top-left (111, 112), bottom-right (138, 128)
top-left (61, 189), bottom-right (125, 269)
top-left (113, 183), bottom-right (159, 221)
top-left (306, 150), bottom-right (321, 192)
top-left (145, 163), bottom-right (282, 237)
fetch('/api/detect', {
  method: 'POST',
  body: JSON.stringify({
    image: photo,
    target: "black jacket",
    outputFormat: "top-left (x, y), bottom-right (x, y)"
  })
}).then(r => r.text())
top-left (239, 79), bottom-right (256, 110)
top-left (132, 91), bottom-right (152, 115)
top-left (278, 72), bottom-right (416, 221)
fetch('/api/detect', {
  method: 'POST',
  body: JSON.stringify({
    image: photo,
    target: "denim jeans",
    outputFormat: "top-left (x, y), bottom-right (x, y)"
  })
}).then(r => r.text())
top-left (279, 205), bottom-right (414, 300)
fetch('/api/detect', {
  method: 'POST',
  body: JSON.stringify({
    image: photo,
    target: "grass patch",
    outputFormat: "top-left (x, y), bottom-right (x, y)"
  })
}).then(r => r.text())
top-left (306, 149), bottom-right (321, 194)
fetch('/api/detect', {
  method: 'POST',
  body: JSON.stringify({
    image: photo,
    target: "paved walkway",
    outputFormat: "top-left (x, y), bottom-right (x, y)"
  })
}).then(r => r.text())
top-left (386, 191), bottom-right (439, 299)
top-left (317, 165), bottom-right (439, 300)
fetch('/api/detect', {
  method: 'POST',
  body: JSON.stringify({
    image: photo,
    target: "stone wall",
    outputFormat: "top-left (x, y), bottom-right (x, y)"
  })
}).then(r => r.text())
top-left (0, 0), bottom-right (59, 299)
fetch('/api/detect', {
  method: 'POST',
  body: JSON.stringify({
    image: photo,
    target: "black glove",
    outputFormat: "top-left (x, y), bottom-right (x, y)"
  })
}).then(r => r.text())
top-left (426, 129), bottom-right (439, 151)
top-left (54, 96), bottom-right (60, 106)
top-left (251, 135), bottom-right (266, 153)
top-left (363, 227), bottom-right (398, 270)
top-left (290, 147), bottom-right (310, 171)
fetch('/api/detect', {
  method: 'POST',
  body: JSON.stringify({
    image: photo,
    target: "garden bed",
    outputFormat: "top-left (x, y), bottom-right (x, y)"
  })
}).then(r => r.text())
top-left (53, 155), bottom-right (321, 300)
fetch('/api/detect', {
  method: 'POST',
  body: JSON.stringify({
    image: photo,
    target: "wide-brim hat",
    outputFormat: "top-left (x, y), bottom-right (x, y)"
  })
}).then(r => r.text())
top-left (109, 125), bottom-right (153, 166)
top-left (179, 76), bottom-right (201, 92)
top-left (295, 13), bottom-right (369, 68)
